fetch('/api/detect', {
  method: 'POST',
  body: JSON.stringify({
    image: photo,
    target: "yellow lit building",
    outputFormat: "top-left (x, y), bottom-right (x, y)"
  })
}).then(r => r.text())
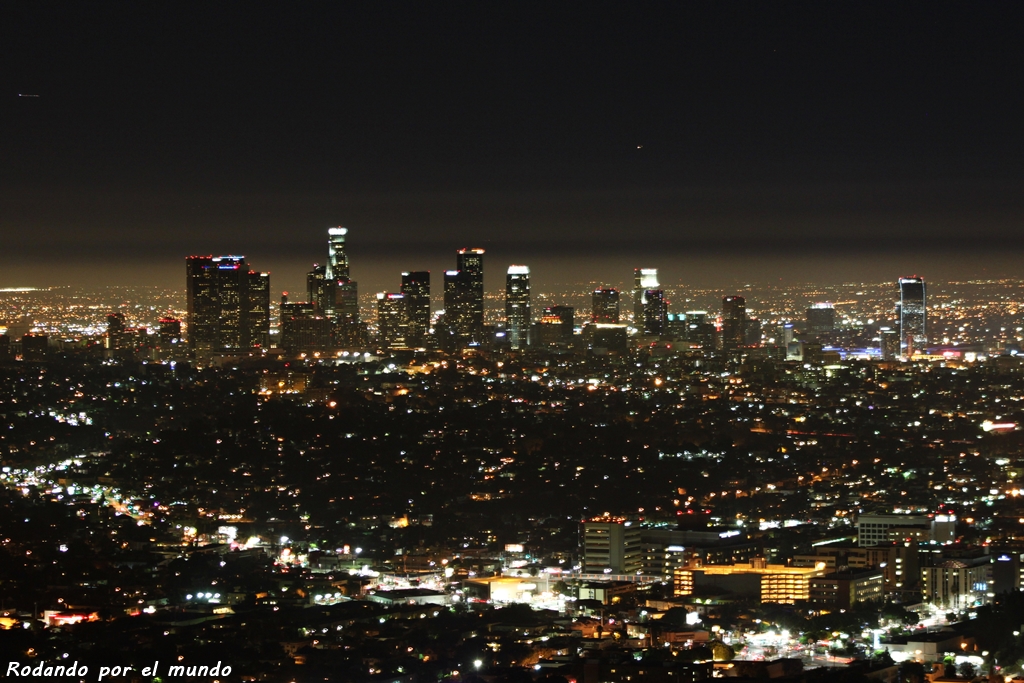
top-left (673, 558), bottom-right (826, 604)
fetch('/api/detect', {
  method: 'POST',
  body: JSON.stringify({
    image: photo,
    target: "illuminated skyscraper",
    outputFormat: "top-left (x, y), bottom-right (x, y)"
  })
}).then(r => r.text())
top-left (443, 248), bottom-right (486, 344)
top-left (534, 306), bottom-right (574, 348)
top-left (722, 295), bottom-right (747, 351)
top-left (321, 227), bottom-right (361, 345)
top-left (505, 265), bottom-right (531, 350)
top-left (401, 271), bottom-right (431, 346)
top-left (307, 264), bottom-right (332, 315)
top-left (247, 270), bottom-right (271, 348)
top-left (642, 289), bottom-right (666, 335)
top-left (633, 268), bottom-right (659, 325)
top-left (326, 227), bottom-right (349, 280)
top-left (592, 288), bottom-right (620, 324)
top-left (186, 255), bottom-right (270, 352)
top-left (376, 292), bottom-right (408, 348)
top-left (899, 276), bottom-right (927, 355)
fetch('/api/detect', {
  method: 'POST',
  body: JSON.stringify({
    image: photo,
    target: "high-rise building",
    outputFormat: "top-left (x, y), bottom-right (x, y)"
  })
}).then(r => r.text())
top-left (533, 308), bottom-right (574, 348)
top-left (899, 276), bottom-right (927, 355)
top-left (186, 255), bottom-right (270, 352)
top-left (279, 301), bottom-right (332, 353)
top-left (307, 264), bottom-right (333, 315)
top-left (879, 326), bottom-right (899, 360)
top-left (592, 288), bottom-right (620, 324)
top-left (247, 270), bottom-right (271, 348)
top-left (400, 271), bottom-right (430, 346)
top-left (642, 289), bottom-right (666, 335)
top-left (633, 268), bottom-right (659, 325)
top-left (544, 306), bottom-right (574, 339)
top-left (158, 318), bottom-right (182, 346)
top-left (320, 227), bottom-right (362, 345)
top-left (806, 303), bottom-right (836, 335)
top-left (443, 249), bottom-right (486, 345)
top-left (505, 266), bottom-right (531, 350)
top-left (326, 227), bottom-right (350, 280)
top-left (744, 318), bottom-right (762, 346)
top-left (685, 311), bottom-right (715, 349)
top-left (722, 295), bottom-right (747, 351)
top-left (376, 293), bottom-right (408, 348)
top-left (582, 517), bottom-right (642, 575)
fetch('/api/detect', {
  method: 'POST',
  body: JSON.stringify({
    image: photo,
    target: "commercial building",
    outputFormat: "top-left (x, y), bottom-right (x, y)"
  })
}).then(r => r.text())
top-left (920, 555), bottom-right (992, 610)
top-left (673, 558), bottom-right (826, 604)
top-left (582, 518), bottom-right (642, 575)
top-left (400, 271), bottom-right (431, 346)
top-left (856, 513), bottom-right (955, 547)
top-left (592, 288), bottom-right (620, 324)
top-left (376, 292), bottom-right (408, 348)
top-left (722, 296), bottom-right (747, 351)
top-left (794, 541), bottom-right (919, 592)
top-left (633, 269), bottom-right (659, 326)
top-left (505, 266), bottom-right (531, 350)
top-left (642, 289), bottom-right (666, 335)
top-left (809, 569), bottom-right (885, 609)
top-left (899, 276), bottom-right (927, 355)
top-left (442, 248), bottom-right (486, 345)
top-left (186, 255), bottom-right (270, 352)
top-left (806, 302), bottom-right (836, 335)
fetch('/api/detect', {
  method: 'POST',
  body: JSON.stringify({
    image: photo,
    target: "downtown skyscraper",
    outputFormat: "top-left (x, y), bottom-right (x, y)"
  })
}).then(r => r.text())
top-left (400, 271), bottom-right (431, 347)
top-left (186, 255), bottom-right (270, 352)
top-left (505, 265), bottom-right (531, 350)
top-left (722, 295), bottom-right (747, 351)
top-left (443, 248), bottom-right (486, 346)
top-left (592, 288), bottom-right (620, 324)
top-left (633, 268), bottom-right (659, 325)
top-left (899, 276), bottom-right (927, 355)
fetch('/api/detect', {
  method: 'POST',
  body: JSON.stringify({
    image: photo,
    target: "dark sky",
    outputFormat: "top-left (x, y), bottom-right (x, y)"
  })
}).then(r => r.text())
top-left (3, 3), bottom-right (1024, 295)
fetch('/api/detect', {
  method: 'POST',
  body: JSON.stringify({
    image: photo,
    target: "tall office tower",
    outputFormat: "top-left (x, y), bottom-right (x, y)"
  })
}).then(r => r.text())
top-left (247, 270), bottom-right (271, 348)
top-left (505, 265), bottom-right (531, 350)
top-left (685, 311), bottom-right (715, 348)
top-left (582, 518), bottom-right (642, 575)
top-left (745, 318), bottom-right (763, 346)
top-left (898, 276), bottom-right (927, 355)
top-left (879, 326), bottom-right (900, 360)
top-left (443, 248), bottom-right (486, 345)
top-left (279, 301), bottom-right (331, 353)
top-left (106, 312), bottom-right (125, 336)
top-left (307, 264), bottom-right (333, 315)
top-left (534, 306), bottom-right (574, 348)
top-left (376, 292), bottom-right (408, 348)
top-left (592, 288), bottom-right (620, 324)
top-left (722, 295), bottom-right (747, 351)
top-left (186, 255), bottom-right (270, 352)
top-left (642, 289), bottom-right (666, 335)
top-left (457, 247), bottom-right (485, 332)
top-left (401, 271), bottom-right (431, 346)
top-left (806, 302), bottom-right (836, 335)
top-left (326, 227), bottom-right (349, 280)
top-left (158, 318), bottom-right (182, 346)
top-left (545, 305), bottom-right (575, 337)
top-left (633, 268), bottom-right (659, 324)
top-left (319, 227), bottom-right (361, 344)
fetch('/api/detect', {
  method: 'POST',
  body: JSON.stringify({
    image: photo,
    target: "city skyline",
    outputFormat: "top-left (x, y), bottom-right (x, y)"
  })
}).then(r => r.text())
top-left (6, 6), bottom-right (1024, 682)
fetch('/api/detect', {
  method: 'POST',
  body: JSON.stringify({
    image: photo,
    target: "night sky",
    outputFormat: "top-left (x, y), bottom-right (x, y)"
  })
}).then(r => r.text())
top-left (3, 3), bottom-right (1024, 295)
